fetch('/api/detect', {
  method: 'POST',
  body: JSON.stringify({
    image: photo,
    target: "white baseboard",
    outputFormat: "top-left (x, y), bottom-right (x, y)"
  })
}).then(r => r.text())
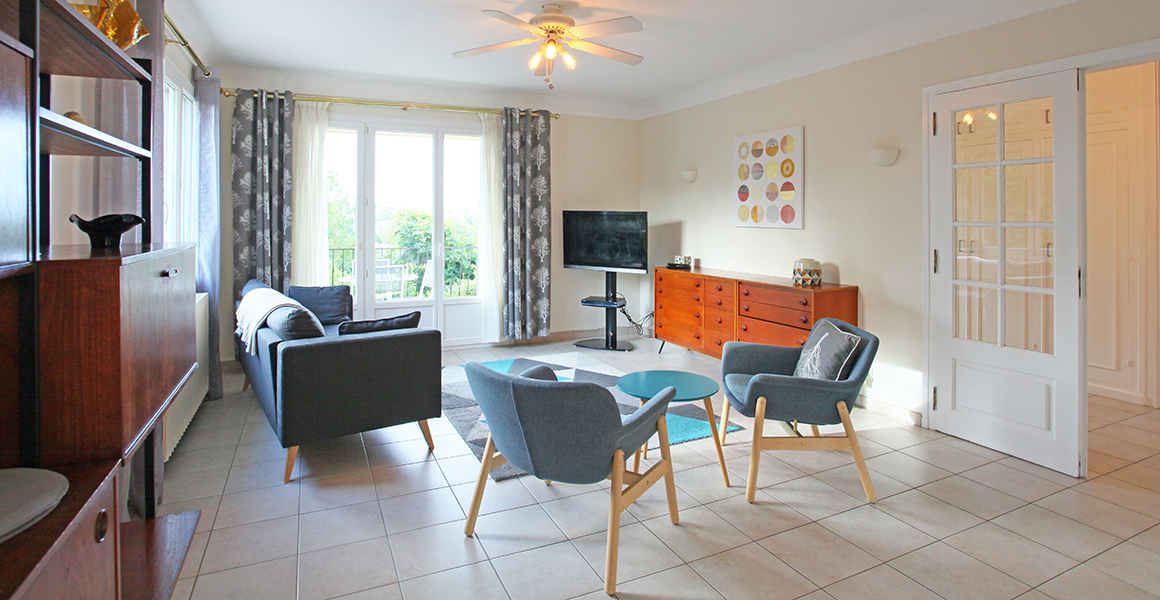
top-left (859, 394), bottom-right (923, 426)
top-left (1087, 383), bottom-right (1148, 407)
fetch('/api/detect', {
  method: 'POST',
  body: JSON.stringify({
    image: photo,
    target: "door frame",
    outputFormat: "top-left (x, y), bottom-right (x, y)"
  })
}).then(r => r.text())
top-left (922, 38), bottom-right (1160, 432)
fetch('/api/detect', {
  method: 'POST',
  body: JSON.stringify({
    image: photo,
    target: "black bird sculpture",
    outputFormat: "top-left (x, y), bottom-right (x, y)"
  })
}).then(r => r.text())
top-left (69, 214), bottom-right (146, 249)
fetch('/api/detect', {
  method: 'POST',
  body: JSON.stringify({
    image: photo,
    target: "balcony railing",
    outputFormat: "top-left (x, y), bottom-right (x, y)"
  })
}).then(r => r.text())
top-left (328, 245), bottom-right (477, 299)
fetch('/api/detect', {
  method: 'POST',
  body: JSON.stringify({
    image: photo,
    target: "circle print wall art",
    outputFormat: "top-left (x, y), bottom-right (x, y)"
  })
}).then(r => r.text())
top-left (732, 126), bottom-right (803, 229)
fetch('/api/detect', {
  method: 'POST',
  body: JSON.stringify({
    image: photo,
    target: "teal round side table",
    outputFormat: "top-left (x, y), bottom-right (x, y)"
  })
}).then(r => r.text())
top-left (617, 370), bottom-right (731, 487)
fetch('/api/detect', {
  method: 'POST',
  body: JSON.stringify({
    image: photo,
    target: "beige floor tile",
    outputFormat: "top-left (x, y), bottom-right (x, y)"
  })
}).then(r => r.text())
top-left (435, 454), bottom-right (483, 486)
top-left (760, 522), bottom-right (880, 587)
top-left (431, 433), bottom-right (473, 460)
top-left (960, 463), bottom-right (1065, 502)
top-left (363, 424), bottom-right (426, 447)
top-left (1035, 488), bottom-right (1157, 539)
top-left (179, 532), bottom-right (209, 580)
top-left (764, 448), bottom-right (854, 474)
top-left (796, 591), bottom-right (838, 600)
top-left (190, 556), bottom-right (298, 600)
top-left (993, 505), bottom-right (1120, 561)
top-left (814, 463), bottom-right (909, 502)
top-left (491, 541), bottom-right (604, 600)
top-left (389, 519), bottom-right (488, 580)
top-left (165, 466), bottom-right (231, 503)
top-left (642, 505), bottom-right (751, 563)
top-left (1089, 432), bottom-right (1159, 463)
top-left (299, 501), bottom-right (386, 553)
top-left (441, 351), bottom-right (461, 366)
top-left (703, 492), bottom-right (810, 540)
top-left (540, 489), bottom-right (633, 539)
top-left (300, 470), bottom-right (379, 513)
top-left (722, 453), bottom-right (808, 490)
top-left (1037, 564), bottom-right (1160, 600)
top-left (297, 537), bottom-right (397, 600)
top-left (332, 584), bottom-right (403, 600)
top-left (179, 425), bottom-right (244, 452)
top-left (1093, 424), bottom-right (1160, 452)
top-left (455, 348), bottom-right (501, 363)
top-left (214, 483), bottom-right (300, 529)
top-left (398, 562), bottom-right (508, 600)
top-left (1089, 403), bottom-right (1140, 423)
top-left (944, 522), bottom-right (1077, 587)
top-left (159, 496), bottom-right (221, 534)
top-left (366, 439), bottom-right (437, 469)
top-left (372, 461), bottom-right (449, 499)
top-left (166, 445), bottom-right (238, 475)
top-left (874, 489), bottom-right (984, 539)
top-left (865, 452), bottom-right (954, 488)
top-left (856, 426), bottom-right (931, 451)
top-left (1087, 542), bottom-right (1160, 596)
top-left (224, 457), bottom-right (296, 494)
top-left (919, 475), bottom-right (1026, 520)
top-left (690, 543), bottom-right (817, 600)
top-left (199, 516), bottom-right (298, 574)
top-left (239, 421), bottom-right (279, 444)
top-left (473, 503), bottom-right (568, 558)
top-left (1131, 526), bottom-right (1160, 555)
top-left (450, 478), bottom-right (539, 516)
top-left (379, 487), bottom-right (466, 534)
top-left (936, 436), bottom-right (1008, 461)
top-left (1090, 417), bottom-right (1114, 431)
top-left (170, 577), bottom-right (194, 600)
top-left (520, 477), bottom-right (605, 503)
top-left (818, 505), bottom-right (936, 562)
top-left (889, 542), bottom-right (1029, 600)
top-left (1122, 414), bottom-right (1160, 435)
top-left (298, 446), bottom-right (370, 481)
top-left (764, 475), bottom-right (865, 522)
top-left (572, 522), bottom-right (684, 584)
top-left (1110, 463), bottom-right (1160, 494)
top-left (899, 439), bottom-right (994, 473)
top-left (232, 437), bottom-right (289, 467)
top-left (1076, 476), bottom-right (1160, 520)
top-left (1090, 396), bottom-right (1152, 414)
top-left (624, 479), bottom-right (699, 522)
top-left (609, 564), bottom-right (727, 599)
top-left (1089, 450), bottom-right (1132, 475)
top-left (646, 443), bottom-right (713, 474)
top-left (823, 564), bottom-right (941, 600)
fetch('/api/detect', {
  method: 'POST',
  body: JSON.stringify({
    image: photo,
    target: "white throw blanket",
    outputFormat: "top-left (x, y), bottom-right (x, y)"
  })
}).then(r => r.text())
top-left (235, 287), bottom-right (303, 355)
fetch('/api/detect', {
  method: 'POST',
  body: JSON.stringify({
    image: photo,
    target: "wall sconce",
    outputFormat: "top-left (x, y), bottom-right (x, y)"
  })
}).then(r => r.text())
top-left (868, 148), bottom-right (900, 168)
top-left (680, 169), bottom-right (698, 183)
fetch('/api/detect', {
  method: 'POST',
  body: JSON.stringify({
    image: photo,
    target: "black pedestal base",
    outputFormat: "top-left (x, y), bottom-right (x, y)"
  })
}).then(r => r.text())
top-left (574, 338), bottom-right (634, 352)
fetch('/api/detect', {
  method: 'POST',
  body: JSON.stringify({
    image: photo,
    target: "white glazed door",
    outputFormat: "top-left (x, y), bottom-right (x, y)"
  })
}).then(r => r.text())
top-left (929, 70), bottom-right (1086, 476)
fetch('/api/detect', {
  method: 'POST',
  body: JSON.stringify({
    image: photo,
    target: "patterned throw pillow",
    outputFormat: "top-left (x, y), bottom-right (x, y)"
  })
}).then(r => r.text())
top-left (793, 320), bottom-right (862, 381)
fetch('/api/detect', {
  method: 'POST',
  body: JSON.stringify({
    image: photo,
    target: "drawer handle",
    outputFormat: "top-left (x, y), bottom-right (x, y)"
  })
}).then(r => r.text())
top-left (799, 315), bottom-right (808, 324)
top-left (693, 295), bottom-right (700, 302)
top-left (657, 323), bottom-right (662, 328)
top-left (740, 324), bottom-right (748, 332)
top-left (658, 275), bottom-right (663, 281)
top-left (716, 284), bottom-right (723, 291)
top-left (742, 289), bottom-right (750, 296)
top-left (717, 317), bottom-right (722, 324)
top-left (694, 333), bottom-right (701, 340)
top-left (742, 304), bottom-right (749, 312)
top-left (694, 313), bottom-right (700, 319)
top-left (161, 268), bottom-right (179, 278)
top-left (798, 297), bottom-right (808, 306)
top-left (95, 509), bottom-right (109, 543)
top-left (716, 299), bottom-right (723, 306)
top-left (716, 339), bottom-right (723, 346)
top-left (658, 304), bottom-right (663, 310)
top-left (798, 338), bottom-right (806, 346)
top-left (694, 281), bottom-right (701, 288)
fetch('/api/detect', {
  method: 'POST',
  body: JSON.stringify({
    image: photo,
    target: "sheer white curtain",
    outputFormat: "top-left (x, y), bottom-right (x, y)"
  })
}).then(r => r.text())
top-left (291, 101), bottom-right (331, 286)
top-left (479, 113), bottom-right (504, 343)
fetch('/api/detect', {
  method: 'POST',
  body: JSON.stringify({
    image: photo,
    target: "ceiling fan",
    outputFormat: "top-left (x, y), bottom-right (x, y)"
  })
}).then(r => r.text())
top-left (454, 3), bottom-right (643, 89)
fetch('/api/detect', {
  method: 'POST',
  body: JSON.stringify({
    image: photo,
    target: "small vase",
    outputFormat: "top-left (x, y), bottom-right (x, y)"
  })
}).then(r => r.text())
top-left (793, 258), bottom-right (822, 286)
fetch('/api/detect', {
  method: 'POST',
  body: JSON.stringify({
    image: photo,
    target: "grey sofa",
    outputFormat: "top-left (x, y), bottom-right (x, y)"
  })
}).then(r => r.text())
top-left (236, 280), bottom-right (442, 482)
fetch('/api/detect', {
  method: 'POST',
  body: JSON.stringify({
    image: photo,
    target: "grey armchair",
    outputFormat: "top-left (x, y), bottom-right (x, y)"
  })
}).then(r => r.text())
top-left (462, 361), bottom-right (680, 596)
top-left (720, 318), bottom-right (880, 503)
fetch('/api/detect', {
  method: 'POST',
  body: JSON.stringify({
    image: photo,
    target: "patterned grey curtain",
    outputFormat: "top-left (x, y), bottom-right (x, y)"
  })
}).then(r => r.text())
top-left (501, 108), bottom-right (552, 340)
top-left (231, 90), bottom-right (294, 300)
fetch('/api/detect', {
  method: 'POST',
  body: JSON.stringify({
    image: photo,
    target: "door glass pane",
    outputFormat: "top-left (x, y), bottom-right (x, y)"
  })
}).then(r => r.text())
top-left (956, 285), bottom-right (998, 345)
top-left (375, 131), bottom-right (434, 301)
top-left (955, 105), bottom-right (998, 164)
top-left (955, 167), bottom-right (997, 222)
top-left (955, 227), bottom-right (998, 283)
top-left (1004, 97), bottom-right (1053, 160)
top-left (1004, 163), bottom-right (1054, 223)
top-left (1005, 290), bottom-right (1054, 354)
top-left (443, 135), bottom-right (481, 298)
top-left (324, 128), bottom-right (359, 302)
top-left (1005, 228), bottom-right (1054, 288)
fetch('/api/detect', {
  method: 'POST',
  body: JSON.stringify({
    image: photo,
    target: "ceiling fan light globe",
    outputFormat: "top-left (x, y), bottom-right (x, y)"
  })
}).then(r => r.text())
top-left (528, 52), bottom-right (542, 70)
top-left (544, 41), bottom-right (557, 59)
top-left (561, 50), bottom-right (576, 69)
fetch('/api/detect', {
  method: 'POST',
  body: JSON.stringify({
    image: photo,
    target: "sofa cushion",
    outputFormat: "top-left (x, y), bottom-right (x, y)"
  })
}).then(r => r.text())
top-left (793, 320), bottom-right (861, 381)
top-left (338, 311), bottom-right (421, 335)
top-left (266, 306), bottom-right (325, 340)
top-left (242, 279), bottom-right (272, 296)
top-left (288, 285), bottom-right (353, 325)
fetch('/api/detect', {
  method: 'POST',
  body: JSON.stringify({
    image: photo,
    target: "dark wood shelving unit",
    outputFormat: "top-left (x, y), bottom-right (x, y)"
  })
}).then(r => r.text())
top-left (39, 107), bottom-right (151, 158)
top-left (119, 511), bottom-right (200, 600)
top-left (37, 0), bottom-right (151, 81)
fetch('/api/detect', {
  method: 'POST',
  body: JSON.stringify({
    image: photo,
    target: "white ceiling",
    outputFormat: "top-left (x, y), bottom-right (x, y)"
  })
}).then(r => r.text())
top-left (166, 0), bottom-right (1082, 119)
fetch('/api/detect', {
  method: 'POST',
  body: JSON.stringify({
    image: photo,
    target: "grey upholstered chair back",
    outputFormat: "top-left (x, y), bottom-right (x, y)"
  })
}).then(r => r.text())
top-left (464, 361), bottom-right (625, 484)
top-left (832, 319), bottom-right (879, 393)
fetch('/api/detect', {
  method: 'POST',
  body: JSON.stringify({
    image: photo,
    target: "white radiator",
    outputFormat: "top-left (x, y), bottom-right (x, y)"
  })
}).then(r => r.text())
top-left (162, 292), bottom-right (209, 460)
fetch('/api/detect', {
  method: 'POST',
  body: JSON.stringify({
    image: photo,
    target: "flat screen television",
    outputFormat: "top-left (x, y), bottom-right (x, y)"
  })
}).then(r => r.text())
top-left (562, 210), bottom-right (648, 274)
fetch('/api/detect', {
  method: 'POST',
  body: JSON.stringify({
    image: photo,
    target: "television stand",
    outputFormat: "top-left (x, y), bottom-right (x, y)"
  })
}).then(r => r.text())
top-left (576, 271), bottom-right (634, 351)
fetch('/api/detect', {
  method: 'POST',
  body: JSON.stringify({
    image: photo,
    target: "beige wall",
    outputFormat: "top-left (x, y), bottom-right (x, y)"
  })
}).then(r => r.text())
top-left (638, 0), bottom-right (1160, 418)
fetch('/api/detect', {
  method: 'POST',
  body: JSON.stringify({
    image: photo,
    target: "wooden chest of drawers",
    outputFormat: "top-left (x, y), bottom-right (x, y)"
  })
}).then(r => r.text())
top-left (654, 267), bottom-right (858, 358)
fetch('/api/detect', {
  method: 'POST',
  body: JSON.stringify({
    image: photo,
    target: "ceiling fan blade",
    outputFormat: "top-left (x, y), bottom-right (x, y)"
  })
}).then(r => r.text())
top-left (453, 37), bottom-right (540, 58)
top-left (567, 16), bottom-right (642, 39)
top-left (566, 39), bottom-right (643, 66)
top-left (481, 10), bottom-right (541, 34)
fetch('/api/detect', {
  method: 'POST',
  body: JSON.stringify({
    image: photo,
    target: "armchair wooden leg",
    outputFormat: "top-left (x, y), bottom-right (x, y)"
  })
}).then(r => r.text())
top-left (655, 415), bottom-right (680, 524)
top-left (242, 377), bottom-right (250, 392)
top-left (837, 401), bottom-right (877, 503)
top-left (284, 446), bottom-right (298, 484)
top-left (418, 420), bottom-right (435, 452)
top-left (719, 400), bottom-right (731, 444)
top-left (702, 398), bottom-right (730, 488)
top-left (465, 434), bottom-right (507, 536)
top-left (811, 424), bottom-right (821, 437)
top-left (746, 397), bottom-right (767, 503)
top-left (606, 449), bottom-right (626, 595)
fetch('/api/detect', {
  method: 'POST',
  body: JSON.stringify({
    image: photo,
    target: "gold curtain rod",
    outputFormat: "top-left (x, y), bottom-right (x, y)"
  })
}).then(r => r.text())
top-left (220, 89), bottom-right (561, 120)
top-left (163, 13), bottom-right (211, 77)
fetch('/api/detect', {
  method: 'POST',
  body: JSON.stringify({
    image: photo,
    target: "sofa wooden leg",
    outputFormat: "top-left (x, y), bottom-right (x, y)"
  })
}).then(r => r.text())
top-left (418, 420), bottom-right (435, 452)
top-left (242, 377), bottom-right (250, 392)
top-left (284, 446), bottom-right (298, 484)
